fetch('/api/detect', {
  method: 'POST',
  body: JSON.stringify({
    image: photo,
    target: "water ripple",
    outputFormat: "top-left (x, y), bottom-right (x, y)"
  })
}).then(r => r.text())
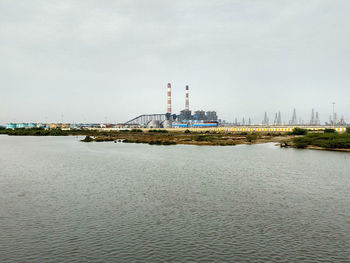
top-left (0, 137), bottom-right (349, 262)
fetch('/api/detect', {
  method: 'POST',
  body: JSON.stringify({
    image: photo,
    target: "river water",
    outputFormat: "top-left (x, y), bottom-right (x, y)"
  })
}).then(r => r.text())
top-left (0, 136), bottom-right (349, 262)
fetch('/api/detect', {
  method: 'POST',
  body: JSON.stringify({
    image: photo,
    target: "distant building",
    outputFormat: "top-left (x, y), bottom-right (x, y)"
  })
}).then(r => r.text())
top-left (49, 123), bottom-right (70, 129)
top-left (178, 109), bottom-right (192, 121)
top-left (205, 111), bottom-right (218, 121)
top-left (177, 110), bottom-right (218, 122)
top-left (193, 110), bottom-right (206, 120)
top-left (6, 123), bottom-right (17, 129)
top-left (6, 123), bottom-right (39, 129)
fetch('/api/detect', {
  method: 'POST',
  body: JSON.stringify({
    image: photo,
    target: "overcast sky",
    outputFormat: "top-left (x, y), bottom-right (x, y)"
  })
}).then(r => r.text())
top-left (1, 0), bottom-right (349, 124)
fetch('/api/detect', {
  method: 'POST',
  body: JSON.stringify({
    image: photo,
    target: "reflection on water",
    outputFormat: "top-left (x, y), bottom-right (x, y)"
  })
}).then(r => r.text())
top-left (0, 136), bottom-right (349, 262)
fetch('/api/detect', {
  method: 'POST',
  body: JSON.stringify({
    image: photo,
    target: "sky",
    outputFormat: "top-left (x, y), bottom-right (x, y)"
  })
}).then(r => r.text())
top-left (0, 0), bottom-right (349, 124)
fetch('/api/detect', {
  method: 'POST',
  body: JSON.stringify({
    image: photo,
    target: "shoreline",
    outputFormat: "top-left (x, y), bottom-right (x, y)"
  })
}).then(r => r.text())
top-left (81, 132), bottom-right (293, 147)
top-left (2, 128), bottom-right (350, 152)
top-left (303, 146), bottom-right (350, 152)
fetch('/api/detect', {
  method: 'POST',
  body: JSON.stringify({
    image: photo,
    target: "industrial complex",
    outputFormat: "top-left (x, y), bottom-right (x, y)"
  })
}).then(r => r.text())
top-left (123, 83), bottom-right (219, 128)
top-left (4, 83), bottom-right (348, 132)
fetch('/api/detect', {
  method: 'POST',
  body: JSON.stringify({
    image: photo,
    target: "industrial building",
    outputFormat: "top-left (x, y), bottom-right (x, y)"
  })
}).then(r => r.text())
top-left (168, 84), bottom-right (218, 127)
top-left (6, 123), bottom-right (48, 129)
top-left (124, 83), bottom-right (219, 128)
top-left (5, 123), bottom-right (110, 130)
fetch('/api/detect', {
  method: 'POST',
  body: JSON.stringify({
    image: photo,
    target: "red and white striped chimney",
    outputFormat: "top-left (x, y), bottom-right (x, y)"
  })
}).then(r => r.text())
top-left (167, 83), bottom-right (172, 115)
top-left (185, 85), bottom-right (189, 111)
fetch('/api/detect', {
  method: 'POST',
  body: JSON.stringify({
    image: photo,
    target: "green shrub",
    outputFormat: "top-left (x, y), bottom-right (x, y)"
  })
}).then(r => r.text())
top-left (193, 135), bottom-right (210, 141)
top-left (131, 129), bottom-right (143, 133)
top-left (6, 128), bottom-right (69, 136)
top-left (94, 137), bottom-right (114, 142)
top-left (290, 128), bottom-right (308, 135)
top-left (161, 141), bottom-right (176, 145)
top-left (149, 140), bottom-right (161, 145)
top-left (81, 136), bottom-right (93, 142)
top-left (246, 133), bottom-right (258, 142)
top-left (148, 140), bottom-right (176, 145)
top-left (292, 133), bottom-right (350, 149)
top-left (148, 129), bottom-right (168, 133)
top-left (346, 127), bottom-right (350, 133)
top-left (293, 137), bottom-right (312, 148)
top-left (324, 128), bottom-right (336, 133)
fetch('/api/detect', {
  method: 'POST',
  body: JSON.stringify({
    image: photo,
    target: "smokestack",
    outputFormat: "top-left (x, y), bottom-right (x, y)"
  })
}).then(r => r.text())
top-left (185, 85), bottom-right (189, 111)
top-left (167, 83), bottom-right (172, 115)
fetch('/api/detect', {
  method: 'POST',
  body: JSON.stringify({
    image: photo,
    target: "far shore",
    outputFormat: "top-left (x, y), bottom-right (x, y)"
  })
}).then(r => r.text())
top-left (1, 127), bottom-right (350, 152)
top-left (79, 129), bottom-right (295, 147)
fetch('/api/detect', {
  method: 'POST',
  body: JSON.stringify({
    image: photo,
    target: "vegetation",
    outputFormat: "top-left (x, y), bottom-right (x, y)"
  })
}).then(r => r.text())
top-left (324, 128), bottom-right (336, 133)
top-left (246, 133), bottom-right (258, 142)
top-left (346, 127), bottom-right (350, 133)
top-left (2, 128), bottom-right (70, 136)
top-left (123, 138), bottom-right (176, 145)
top-left (148, 129), bottom-right (168, 133)
top-left (7, 127), bottom-right (340, 148)
top-left (0, 128), bottom-right (117, 137)
top-left (148, 140), bottom-right (176, 145)
top-left (289, 128), bottom-right (308, 135)
top-left (130, 129), bottom-right (143, 133)
top-left (94, 136), bottom-right (114, 142)
top-left (193, 135), bottom-right (211, 142)
top-left (81, 136), bottom-right (93, 142)
top-left (293, 132), bottom-right (350, 149)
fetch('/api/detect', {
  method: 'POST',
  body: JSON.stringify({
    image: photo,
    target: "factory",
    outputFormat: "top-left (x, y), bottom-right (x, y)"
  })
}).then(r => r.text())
top-left (124, 83), bottom-right (219, 128)
top-left (166, 83), bottom-right (218, 127)
top-left (6, 83), bottom-right (219, 130)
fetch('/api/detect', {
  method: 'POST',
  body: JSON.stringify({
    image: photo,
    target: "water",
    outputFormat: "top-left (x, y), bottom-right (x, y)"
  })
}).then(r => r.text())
top-left (0, 136), bottom-right (349, 262)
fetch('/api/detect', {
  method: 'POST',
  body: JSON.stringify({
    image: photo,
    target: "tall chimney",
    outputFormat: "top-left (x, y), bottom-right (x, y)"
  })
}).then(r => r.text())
top-left (167, 83), bottom-right (172, 115)
top-left (185, 85), bottom-right (189, 111)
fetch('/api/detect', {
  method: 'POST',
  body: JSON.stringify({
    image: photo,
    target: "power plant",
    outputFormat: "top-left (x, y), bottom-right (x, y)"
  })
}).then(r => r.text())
top-left (124, 83), bottom-right (218, 128)
top-left (5, 83), bottom-right (348, 130)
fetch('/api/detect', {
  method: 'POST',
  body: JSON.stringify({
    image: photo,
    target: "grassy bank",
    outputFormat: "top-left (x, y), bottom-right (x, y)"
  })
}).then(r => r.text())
top-left (15, 127), bottom-right (350, 148)
top-left (0, 128), bottom-right (71, 136)
top-left (3, 127), bottom-right (350, 149)
top-left (293, 132), bottom-right (350, 149)
top-left (0, 128), bottom-right (112, 137)
top-left (78, 130), bottom-right (289, 146)
top-left (0, 128), bottom-right (292, 146)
